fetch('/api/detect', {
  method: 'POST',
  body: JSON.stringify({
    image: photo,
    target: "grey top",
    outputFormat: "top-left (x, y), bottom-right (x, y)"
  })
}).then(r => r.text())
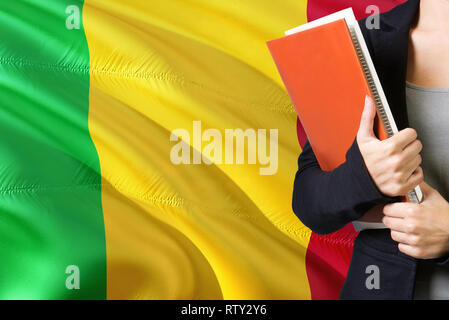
top-left (406, 81), bottom-right (449, 300)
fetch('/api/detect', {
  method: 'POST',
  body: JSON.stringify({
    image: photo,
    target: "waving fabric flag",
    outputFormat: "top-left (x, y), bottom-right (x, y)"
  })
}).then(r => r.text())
top-left (0, 0), bottom-right (403, 299)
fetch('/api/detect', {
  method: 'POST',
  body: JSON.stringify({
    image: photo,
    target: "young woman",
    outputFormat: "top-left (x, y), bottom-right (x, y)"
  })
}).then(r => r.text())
top-left (292, 0), bottom-right (449, 299)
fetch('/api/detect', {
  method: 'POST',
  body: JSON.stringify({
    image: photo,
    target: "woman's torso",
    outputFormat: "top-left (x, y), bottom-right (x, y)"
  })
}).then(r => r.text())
top-left (406, 82), bottom-right (449, 299)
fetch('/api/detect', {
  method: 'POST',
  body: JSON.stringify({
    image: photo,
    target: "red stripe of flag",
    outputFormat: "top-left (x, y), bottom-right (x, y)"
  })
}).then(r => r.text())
top-left (302, 0), bottom-right (406, 300)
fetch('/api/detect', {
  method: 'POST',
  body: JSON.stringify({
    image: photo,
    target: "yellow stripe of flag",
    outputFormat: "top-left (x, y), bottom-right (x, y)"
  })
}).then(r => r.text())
top-left (84, 0), bottom-right (311, 299)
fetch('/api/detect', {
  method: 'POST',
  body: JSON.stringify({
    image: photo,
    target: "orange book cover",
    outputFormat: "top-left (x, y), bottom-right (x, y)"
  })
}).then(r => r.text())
top-left (267, 19), bottom-right (387, 172)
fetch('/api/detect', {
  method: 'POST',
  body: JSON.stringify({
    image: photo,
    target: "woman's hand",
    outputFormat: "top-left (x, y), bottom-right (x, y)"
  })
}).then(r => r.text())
top-left (383, 182), bottom-right (449, 259)
top-left (357, 95), bottom-right (424, 197)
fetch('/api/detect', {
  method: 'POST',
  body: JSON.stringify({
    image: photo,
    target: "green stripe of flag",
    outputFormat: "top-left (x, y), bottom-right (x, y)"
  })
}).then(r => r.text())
top-left (0, 0), bottom-right (106, 299)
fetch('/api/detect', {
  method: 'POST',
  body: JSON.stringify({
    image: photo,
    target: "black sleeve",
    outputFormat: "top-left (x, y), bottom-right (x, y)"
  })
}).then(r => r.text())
top-left (292, 138), bottom-right (395, 235)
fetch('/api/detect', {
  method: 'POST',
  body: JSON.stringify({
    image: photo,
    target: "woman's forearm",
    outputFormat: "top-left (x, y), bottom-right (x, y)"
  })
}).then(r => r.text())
top-left (292, 139), bottom-right (390, 234)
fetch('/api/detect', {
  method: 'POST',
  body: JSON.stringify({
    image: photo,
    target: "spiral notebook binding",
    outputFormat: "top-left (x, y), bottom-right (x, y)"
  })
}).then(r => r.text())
top-left (349, 26), bottom-right (420, 204)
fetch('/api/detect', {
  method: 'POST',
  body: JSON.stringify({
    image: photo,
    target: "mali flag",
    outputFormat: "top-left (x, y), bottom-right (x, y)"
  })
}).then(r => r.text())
top-left (0, 0), bottom-right (403, 299)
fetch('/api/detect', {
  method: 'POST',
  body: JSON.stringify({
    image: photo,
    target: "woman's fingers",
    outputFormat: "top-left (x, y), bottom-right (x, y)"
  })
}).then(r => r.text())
top-left (402, 139), bottom-right (423, 160)
top-left (405, 166), bottom-right (424, 191)
top-left (391, 230), bottom-right (419, 245)
top-left (382, 216), bottom-right (409, 233)
top-left (388, 128), bottom-right (418, 151)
